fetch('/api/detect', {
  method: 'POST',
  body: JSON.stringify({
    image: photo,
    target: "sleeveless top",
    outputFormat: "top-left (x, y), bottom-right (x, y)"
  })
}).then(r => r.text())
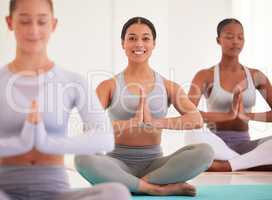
top-left (206, 64), bottom-right (256, 113)
top-left (108, 71), bottom-right (169, 120)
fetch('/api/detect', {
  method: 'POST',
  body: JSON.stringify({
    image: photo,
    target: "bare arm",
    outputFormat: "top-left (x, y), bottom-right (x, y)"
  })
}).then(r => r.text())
top-left (243, 69), bottom-right (272, 122)
top-left (96, 79), bottom-right (143, 132)
top-left (148, 79), bottom-right (203, 130)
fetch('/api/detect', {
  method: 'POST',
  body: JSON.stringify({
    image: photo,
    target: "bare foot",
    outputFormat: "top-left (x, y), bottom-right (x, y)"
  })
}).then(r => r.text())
top-left (207, 160), bottom-right (232, 172)
top-left (138, 180), bottom-right (196, 196)
top-left (138, 180), bottom-right (164, 196)
top-left (161, 182), bottom-right (196, 196)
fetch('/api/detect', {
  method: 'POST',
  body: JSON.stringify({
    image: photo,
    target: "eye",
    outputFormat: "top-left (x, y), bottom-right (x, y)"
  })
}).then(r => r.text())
top-left (38, 17), bottom-right (49, 26)
top-left (128, 36), bottom-right (136, 41)
top-left (19, 20), bottom-right (31, 25)
top-left (38, 20), bottom-right (47, 26)
top-left (225, 35), bottom-right (234, 40)
top-left (143, 37), bottom-right (151, 41)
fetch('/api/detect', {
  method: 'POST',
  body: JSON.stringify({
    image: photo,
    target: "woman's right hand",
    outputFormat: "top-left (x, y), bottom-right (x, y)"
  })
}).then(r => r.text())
top-left (27, 100), bottom-right (41, 124)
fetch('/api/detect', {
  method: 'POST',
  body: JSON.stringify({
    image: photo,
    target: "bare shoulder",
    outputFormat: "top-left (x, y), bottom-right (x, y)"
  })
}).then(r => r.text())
top-left (248, 67), bottom-right (266, 77)
top-left (188, 67), bottom-right (214, 93)
top-left (163, 78), bottom-right (179, 89)
top-left (247, 67), bottom-right (270, 87)
top-left (96, 77), bottom-right (117, 108)
top-left (192, 67), bottom-right (214, 82)
top-left (97, 78), bottom-right (116, 92)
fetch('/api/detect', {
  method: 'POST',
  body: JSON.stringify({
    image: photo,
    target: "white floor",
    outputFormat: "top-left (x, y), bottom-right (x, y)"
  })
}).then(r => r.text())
top-left (189, 172), bottom-right (272, 185)
top-left (67, 169), bottom-right (272, 188)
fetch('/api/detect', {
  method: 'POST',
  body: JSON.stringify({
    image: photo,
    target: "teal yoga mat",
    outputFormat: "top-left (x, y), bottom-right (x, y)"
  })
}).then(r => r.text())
top-left (132, 185), bottom-right (272, 200)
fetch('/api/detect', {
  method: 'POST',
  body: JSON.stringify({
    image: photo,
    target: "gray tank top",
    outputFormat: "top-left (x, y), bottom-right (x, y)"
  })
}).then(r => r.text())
top-left (207, 64), bottom-right (256, 112)
top-left (108, 71), bottom-right (169, 120)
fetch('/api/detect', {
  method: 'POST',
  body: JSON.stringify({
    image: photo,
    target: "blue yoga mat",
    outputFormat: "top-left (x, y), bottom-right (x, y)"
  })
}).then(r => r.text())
top-left (132, 185), bottom-right (272, 200)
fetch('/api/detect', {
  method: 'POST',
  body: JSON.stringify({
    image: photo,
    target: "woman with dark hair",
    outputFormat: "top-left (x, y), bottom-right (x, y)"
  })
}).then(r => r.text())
top-left (75, 16), bottom-right (214, 196)
top-left (0, 0), bottom-right (131, 199)
top-left (187, 18), bottom-right (272, 171)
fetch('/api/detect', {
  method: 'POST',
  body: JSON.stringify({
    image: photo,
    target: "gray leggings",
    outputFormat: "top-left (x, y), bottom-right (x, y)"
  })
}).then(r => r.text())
top-left (75, 143), bottom-right (214, 193)
top-left (0, 166), bottom-right (130, 200)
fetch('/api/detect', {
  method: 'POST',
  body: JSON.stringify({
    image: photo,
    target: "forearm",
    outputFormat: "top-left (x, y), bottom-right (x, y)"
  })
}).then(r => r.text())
top-left (0, 121), bottom-right (35, 157)
top-left (200, 111), bottom-right (235, 123)
top-left (246, 111), bottom-right (272, 122)
top-left (35, 121), bottom-right (114, 155)
top-left (151, 112), bottom-right (203, 130)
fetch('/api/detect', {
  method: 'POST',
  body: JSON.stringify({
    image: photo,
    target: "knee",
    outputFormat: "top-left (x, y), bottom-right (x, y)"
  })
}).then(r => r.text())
top-left (74, 155), bottom-right (89, 169)
top-left (193, 143), bottom-right (215, 166)
top-left (74, 155), bottom-right (101, 173)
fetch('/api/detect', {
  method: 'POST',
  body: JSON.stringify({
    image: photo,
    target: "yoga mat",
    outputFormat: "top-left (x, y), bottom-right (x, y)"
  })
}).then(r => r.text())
top-left (132, 185), bottom-right (272, 200)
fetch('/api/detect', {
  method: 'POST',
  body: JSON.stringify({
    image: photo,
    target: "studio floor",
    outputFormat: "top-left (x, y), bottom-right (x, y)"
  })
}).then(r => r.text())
top-left (67, 170), bottom-right (272, 188)
top-left (67, 170), bottom-right (272, 199)
top-left (189, 171), bottom-right (272, 185)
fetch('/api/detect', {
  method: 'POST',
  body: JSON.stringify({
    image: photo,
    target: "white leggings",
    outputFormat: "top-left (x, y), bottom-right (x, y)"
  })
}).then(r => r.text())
top-left (184, 131), bottom-right (272, 171)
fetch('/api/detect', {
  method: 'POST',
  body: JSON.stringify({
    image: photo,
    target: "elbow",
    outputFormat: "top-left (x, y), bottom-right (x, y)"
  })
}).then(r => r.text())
top-left (194, 112), bottom-right (204, 129)
top-left (194, 120), bottom-right (203, 129)
top-left (195, 112), bottom-right (204, 128)
top-left (184, 112), bottom-right (203, 130)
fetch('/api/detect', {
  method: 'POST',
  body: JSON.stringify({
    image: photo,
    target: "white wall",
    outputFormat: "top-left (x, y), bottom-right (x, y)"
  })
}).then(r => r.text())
top-left (0, 0), bottom-right (271, 156)
top-left (0, 0), bottom-right (15, 64)
top-left (231, 0), bottom-right (272, 139)
top-left (161, 0), bottom-right (232, 153)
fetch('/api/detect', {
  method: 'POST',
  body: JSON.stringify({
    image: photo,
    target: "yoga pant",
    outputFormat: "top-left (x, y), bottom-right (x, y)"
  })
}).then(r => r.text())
top-left (0, 165), bottom-right (130, 200)
top-left (75, 143), bottom-right (214, 193)
top-left (184, 130), bottom-right (272, 171)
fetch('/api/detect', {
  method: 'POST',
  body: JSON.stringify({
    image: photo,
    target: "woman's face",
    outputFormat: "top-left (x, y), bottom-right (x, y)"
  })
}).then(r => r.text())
top-left (122, 23), bottom-right (155, 64)
top-left (217, 23), bottom-right (244, 57)
top-left (6, 0), bottom-right (57, 55)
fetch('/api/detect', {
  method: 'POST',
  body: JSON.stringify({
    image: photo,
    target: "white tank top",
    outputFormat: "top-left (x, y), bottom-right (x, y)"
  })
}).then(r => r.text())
top-left (206, 64), bottom-right (256, 113)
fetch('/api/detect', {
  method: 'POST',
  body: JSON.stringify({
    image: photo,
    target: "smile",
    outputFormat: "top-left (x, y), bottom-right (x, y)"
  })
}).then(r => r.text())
top-left (132, 50), bottom-right (146, 55)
